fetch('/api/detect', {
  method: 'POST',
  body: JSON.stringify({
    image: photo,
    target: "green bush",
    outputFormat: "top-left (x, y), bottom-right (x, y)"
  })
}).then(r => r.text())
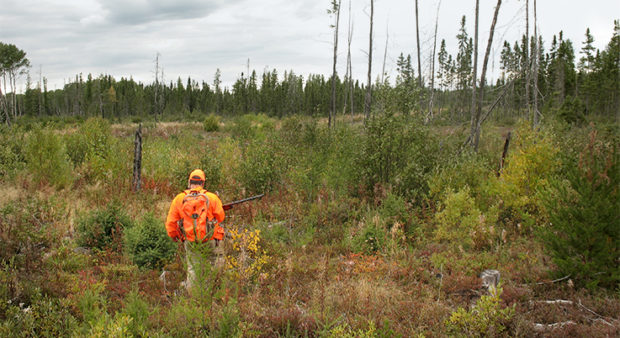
top-left (538, 131), bottom-right (619, 289)
top-left (238, 139), bottom-right (280, 194)
top-left (24, 128), bottom-right (74, 188)
top-left (65, 117), bottom-right (125, 182)
top-left (0, 292), bottom-right (78, 337)
top-left (434, 187), bottom-right (496, 251)
top-left (124, 213), bottom-right (177, 269)
top-left (351, 215), bottom-right (387, 254)
top-left (446, 287), bottom-right (515, 336)
top-left (558, 96), bottom-right (586, 125)
top-left (200, 153), bottom-right (223, 191)
top-left (0, 126), bottom-right (25, 179)
top-left (204, 114), bottom-right (221, 132)
top-left (358, 112), bottom-right (438, 201)
top-left (120, 290), bottom-right (150, 336)
top-left (76, 203), bottom-right (134, 250)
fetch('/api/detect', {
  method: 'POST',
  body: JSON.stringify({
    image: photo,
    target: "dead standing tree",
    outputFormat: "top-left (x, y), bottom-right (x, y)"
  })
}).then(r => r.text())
top-left (426, 0), bottom-right (442, 123)
top-left (470, 0), bottom-right (502, 151)
top-left (342, 0), bottom-right (355, 117)
top-left (469, 0), bottom-right (480, 142)
top-left (414, 0), bottom-right (423, 88)
top-left (364, 0), bottom-right (374, 119)
top-left (329, 0), bottom-right (342, 128)
top-left (132, 124), bottom-right (143, 192)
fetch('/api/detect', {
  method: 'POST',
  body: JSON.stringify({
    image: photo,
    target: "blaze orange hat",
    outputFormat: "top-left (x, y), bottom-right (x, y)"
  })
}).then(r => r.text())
top-left (189, 169), bottom-right (205, 184)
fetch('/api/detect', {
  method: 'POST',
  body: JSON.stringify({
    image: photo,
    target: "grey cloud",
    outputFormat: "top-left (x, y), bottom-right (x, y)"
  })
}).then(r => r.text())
top-left (96, 0), bottom-right (241, 25)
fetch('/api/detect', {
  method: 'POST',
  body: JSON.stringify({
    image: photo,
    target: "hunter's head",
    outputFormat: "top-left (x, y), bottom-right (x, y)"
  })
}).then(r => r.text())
top-left (188, 169), bottom-right (205, 189)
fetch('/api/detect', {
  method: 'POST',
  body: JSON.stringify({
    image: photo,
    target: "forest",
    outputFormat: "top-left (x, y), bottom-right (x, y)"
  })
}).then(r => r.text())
top-left (0, 3), bottom-right (618, 338)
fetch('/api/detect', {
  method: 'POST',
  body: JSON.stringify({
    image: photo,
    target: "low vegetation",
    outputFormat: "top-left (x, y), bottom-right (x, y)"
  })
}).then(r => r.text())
top-left (0, 113), bottom-right (618, 337)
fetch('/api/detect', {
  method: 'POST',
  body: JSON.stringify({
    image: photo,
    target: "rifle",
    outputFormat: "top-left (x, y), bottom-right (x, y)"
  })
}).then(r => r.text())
top-left (223, 193), bottom-right (264, 211)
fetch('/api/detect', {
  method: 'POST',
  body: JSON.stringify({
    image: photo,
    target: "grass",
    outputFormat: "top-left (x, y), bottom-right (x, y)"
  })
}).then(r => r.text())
top-left (0, 113), bottom-right (617, 336)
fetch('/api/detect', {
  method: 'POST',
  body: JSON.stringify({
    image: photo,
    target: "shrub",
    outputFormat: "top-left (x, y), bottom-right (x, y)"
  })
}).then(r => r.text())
top-left (204, 114), bottom-right (220, 132)
top-left (65, 117), bottom-right (125, 182)
top-left (120, 290), bottom-right (150, 336)
top-left (124, 213), bottom-right (177, 269)
top-left (434, 187), bottom-right (496, 251)
top-left (200, 153), bottom-right (223, 191)
top-left (485, 121), bottom-right (559, 231)
top-left (0, 292), bottom-right (78, 337)
top-left (558, 96), bottom-right (586, 125)
top-left (0, 126), bottom-right (25, 179)
top-left (351, 215), bottom-right (387, 254)
top-left (538, 130), bottom-right (619, 289)
top-left (238, 139), bottom-right (280, 194)
top-left (24, 128), bottom-right (73, 188)
top-left (446, 286), bottom-right (515, 336)
top-left (358, 112), bottom-right (438, 201)
top-left (76, 203), bottom-right (134, 250)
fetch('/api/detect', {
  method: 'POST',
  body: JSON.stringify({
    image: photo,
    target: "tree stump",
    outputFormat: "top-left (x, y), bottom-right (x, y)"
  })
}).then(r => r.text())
top-left (132, 123), bottom-right (142, 192)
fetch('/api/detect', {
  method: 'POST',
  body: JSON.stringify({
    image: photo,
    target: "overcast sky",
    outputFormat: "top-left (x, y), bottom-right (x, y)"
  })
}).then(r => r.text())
top-left (1, 0), bottom-right (618, 92)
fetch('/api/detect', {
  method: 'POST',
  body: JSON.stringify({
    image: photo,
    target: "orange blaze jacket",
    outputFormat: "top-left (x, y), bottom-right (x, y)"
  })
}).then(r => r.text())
top-left (165, 188), bottom-right (226, 242)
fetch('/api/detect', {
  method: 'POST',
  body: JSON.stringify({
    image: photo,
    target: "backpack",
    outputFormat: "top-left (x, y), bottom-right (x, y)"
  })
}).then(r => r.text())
top-left (181, 189), bottom-right (216, 242)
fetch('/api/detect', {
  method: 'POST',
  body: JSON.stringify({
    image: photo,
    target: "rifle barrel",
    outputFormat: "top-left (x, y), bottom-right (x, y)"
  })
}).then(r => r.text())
top-left (223, 194), bottom-right (264, 210)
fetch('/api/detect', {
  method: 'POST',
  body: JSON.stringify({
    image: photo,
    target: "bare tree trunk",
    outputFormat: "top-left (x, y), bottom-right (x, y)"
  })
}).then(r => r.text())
top-left (426, 0), bottom-right (441, 123)
top-left (330, 0), bottom-right (342, 129)
top-left (533, 0), bottom-right (540, 127)
top-left (469, 0), bottom-right (480, 143)
top-left (472, 0), bottom-right (502, 151)
top-left (381, 26), bottom-right (389, 84)
top-left (132, 124), bottom-right (143, 192)
top-left (497, 131), bottom-right (511, 176)
top-left (0, 80), bottom-right (8, 126)
top-left (525, 0), bottom-right (531, 120)
top-left (154, 53), bottom-right (161, 116)
top-left (343, 0), bottom-right (354, 117)
top-left (415, 0), bottom-right (422, 88)
top-left (364, 0), bottom-right (374, 119)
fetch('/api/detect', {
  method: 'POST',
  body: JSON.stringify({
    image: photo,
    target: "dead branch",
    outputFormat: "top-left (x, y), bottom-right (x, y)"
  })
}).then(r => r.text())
top-left (535, 274), bottom-right (571, 285)
top-left (533, 321), bottom-right (576, 332)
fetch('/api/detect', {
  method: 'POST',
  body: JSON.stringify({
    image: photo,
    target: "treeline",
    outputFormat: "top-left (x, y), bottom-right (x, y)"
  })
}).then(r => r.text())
top-left (1, 20), bottom-right (618, 123)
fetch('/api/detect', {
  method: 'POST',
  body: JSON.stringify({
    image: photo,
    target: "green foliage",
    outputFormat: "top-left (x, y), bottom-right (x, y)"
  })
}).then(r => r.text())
top-left (76, 202), bottom-right (134, 250)
top-left (65, 117), bottom-right (124, 182)
top-left (446, 287), bottom-right (515, 336)
top-left (0, 197), bottom-right (61, 270)
top-left (434, 187), bottom-right (496, 251)
top-left (0, 292), bottom-right (78, 337)
top-left (351, 215), bottom-right (387, 254)
top-left (485, 121), bottom-right (560, 231)
top-left (558, 96), bottom-right (586, 124)
top-left (203, 113), bottom-right (221, 132)
top-left (538, 131), bottom-right (619, 288)
top-left (0, 126), bottom-right (25, 179)
top-left (200, 153), bottom-right (223, 191)
top-left (359, 113), bottom-right (438, 201)
top-left (229, 114), bottom-right (275, 141)
top-left (238, 139), bottom-right (280, 194)
top-left (124, 213), bottom-right (177, 269)
top-left (120, 290), bottom-right (150, 336)
top-left (216, 300), bottom-right (242, 338)
top-left (24, 127), bottom-right (73, 188)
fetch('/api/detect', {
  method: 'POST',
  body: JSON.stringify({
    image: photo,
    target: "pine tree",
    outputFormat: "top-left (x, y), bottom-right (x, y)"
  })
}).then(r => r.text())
top-left (539, 131), bottom-right (619, 289)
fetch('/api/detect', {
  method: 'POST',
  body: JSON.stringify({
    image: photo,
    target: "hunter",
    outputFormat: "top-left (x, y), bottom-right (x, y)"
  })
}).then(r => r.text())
top-left (165, 169), bottom-right (225, 294)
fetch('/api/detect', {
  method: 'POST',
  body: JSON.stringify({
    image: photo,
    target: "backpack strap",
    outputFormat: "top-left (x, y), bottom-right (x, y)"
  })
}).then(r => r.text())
top-left (181, 189), bottom-right (212, 242)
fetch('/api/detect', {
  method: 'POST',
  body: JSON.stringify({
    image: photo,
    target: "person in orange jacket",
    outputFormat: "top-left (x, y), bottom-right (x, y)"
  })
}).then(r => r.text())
top-left (165, 169), bottom-right (225, 294)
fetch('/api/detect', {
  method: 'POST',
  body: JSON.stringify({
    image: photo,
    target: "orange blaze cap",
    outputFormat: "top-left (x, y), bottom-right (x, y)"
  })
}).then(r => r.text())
top-left (189, 169), bottom-right (206, 183)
